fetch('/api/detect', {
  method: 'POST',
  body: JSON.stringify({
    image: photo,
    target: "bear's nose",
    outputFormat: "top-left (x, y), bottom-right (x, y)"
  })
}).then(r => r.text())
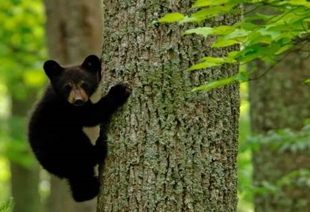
top-left (74, 99), bottom-right (84, 106)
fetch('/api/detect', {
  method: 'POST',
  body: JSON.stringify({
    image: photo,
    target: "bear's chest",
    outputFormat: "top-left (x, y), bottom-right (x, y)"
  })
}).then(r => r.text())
top-left (81, 86), bottom-right (102, 145)
top-left (82, 125), bottom-right (100, 145)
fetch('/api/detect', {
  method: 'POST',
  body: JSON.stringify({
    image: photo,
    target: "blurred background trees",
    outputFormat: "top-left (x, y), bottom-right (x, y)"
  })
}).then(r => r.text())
top-left (249, 51), bottom-right (310, 212)
top-left (0, 0), bottom-right (310, 212)
top-left (0, 1), bottom-right (46, 212)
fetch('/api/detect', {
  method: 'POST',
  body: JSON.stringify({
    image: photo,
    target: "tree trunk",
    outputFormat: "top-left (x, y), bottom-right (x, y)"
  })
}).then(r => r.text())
top-left (10, 163), bottom-right (40, 212)
top-left (97, 1), bottom-right (240, 211)
top-left (249, 50), bottom-right (310, 212)
top-left (43, 0), bottom-right (102, 211)
top-left (10, 90), bottom-right (41, 212)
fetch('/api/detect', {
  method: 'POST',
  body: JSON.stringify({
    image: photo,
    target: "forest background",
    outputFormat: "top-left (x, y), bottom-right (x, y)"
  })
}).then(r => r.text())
top-left (1, 0), bottom-right (310, 212)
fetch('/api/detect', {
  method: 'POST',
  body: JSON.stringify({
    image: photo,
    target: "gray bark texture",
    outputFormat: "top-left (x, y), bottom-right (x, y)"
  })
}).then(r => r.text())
top-left (43, 0), bottom-right (102, 211)
top-left (249, 50), bottom-right (310, 212)
top-left (97, 1), bottom-right (240, 212)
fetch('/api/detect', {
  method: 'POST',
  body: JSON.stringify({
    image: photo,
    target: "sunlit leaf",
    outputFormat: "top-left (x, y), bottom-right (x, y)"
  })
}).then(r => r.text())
top-left (157, 0), bottom-right (310, 88)
top-left (156, 13), bottom-right (185, 23)
top-left (224, 29), bottom-right (250, 40)
top-left (192, 76), bottom-right (236, 92)
top-left (235, 71), bottom-right (248, 82)
top-left (193, 0), bottom-right (230, 8)
top-left (275, 44), bottom-right (293, 55)
top-left (305, 78), bottom-right (310, 83)
top-left (0, 198), bottom-right (14, 212)
top-left (285, 0), bottom-right (310, 8)
top-left (212, 39), bottom-right (240, 48)
top-left (182, 3), bottom-right (240, 22)
top-left (183, 27), bottom-right (213, 37)
top-left (212, 25), bottom-right (236, 35)
top-left (188, 56), bottom-right (236, 71)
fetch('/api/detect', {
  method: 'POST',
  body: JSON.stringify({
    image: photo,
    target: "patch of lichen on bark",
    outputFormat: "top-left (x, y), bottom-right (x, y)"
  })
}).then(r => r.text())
top-left (97, 1), bottom-right (240, 212)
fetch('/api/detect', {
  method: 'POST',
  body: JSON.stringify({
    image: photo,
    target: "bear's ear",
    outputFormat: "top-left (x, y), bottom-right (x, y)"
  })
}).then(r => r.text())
top-left (44, 60), bottom-right (63, 79)
top-left (82, 55), bottom-right (101, 73)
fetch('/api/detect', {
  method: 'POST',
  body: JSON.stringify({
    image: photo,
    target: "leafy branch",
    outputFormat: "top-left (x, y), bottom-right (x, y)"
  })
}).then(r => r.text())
top-left (0, 198), bottom-right (14, 212)
top-left (242, 124), bottom-right (310, 153)
top-left (156, 0), bottom-right (310, 91)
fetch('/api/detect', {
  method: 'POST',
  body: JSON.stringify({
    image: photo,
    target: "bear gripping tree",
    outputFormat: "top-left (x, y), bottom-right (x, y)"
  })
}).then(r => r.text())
top-left (97, 1), bottom-right (240, 211)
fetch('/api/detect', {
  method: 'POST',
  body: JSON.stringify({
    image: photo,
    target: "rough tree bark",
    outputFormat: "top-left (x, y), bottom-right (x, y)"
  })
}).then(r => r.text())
top-left (43, 0), bottom-right (102, 211)
top-left (97, 1), bottom-right (240, 211)
top-left (249, 50), bottom-right (310, 212)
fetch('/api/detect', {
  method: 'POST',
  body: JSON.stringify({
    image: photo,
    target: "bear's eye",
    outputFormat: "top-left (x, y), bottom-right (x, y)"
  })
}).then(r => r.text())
top-left (81, 82), bottom-right (89, 89)
top-left (63, 84), bottom-right (72, 92)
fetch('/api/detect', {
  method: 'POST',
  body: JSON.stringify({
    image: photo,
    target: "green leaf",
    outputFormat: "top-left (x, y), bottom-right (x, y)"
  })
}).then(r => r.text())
top-left (201, 56), bottom-right (236, 64)
top-left (227, 51), bottom-right (240, 60)
top-left (188, 56), bottom-right (236, 71)
top-left (157, 0), bottom-right (310, 88)
top-left (254, 13), bottom-right (275, 21)
top-left (181, 3), bottom-right (240, 23)
top-left (212, 25), bottom-right (236, 35)
top-left (192, 76), bottom-right (236, 92)
top-left (184, 25), bottom-right (237, 38)
top-left (183, 27), bottom-right (213, 37)
top-left (155, 13), bottom-right (185, 23)
top-left (188, 62), bottom-right (219, 71)
top-left (0, 198), bottom-right (14, 212)
top-left (212, 39), bottom-right (240, 48)
top-left (286, 0), bottom-right (310, 8)
top-left (258, 28), bottom-right (281, 40)
top-left (275, 44), bottom-right (293, 55)
top-left (224, 29), bottom-right (250, 40)
top-left (194, 0), bottom-right (230, 8)
top-left (235, 71), bottom-right (248, 82)
top-left (305, 78), bottom-right (310, 83)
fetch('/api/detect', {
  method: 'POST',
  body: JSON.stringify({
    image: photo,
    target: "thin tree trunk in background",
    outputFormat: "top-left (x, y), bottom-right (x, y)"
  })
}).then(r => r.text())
top-left (10, 163), bottom-right (40, 212)
top-left (97, 1), bottom-right (240, 211)
top-left (249, 50), bottom-right (310, 212)
top-left (43, 0), bottom-right (102, 211)
top-left (10, 90), bottom-right (41, 212)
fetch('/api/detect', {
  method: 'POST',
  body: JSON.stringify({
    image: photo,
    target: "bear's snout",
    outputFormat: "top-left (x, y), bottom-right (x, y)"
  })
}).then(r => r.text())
top-left (74, 99), bottom-right (85, 106)
top-left (68, 84), bottom-right (89, 106)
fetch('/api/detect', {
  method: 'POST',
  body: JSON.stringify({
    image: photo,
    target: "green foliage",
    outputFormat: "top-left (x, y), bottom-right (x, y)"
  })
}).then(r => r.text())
top-left (240, 124), bottom-right (310, 206)
top-left (192, 75), bottom-right (236, 92)
top-left (157, 0), bottom-right (310, 91)
top-left (239, 118), bottom-right (310, 208)
top-left (0, 0), bottom-right (46, 203)
top-left (192, 71), bottom-right (248, 92)
top-left (0, 0), bottom-right (46, 162)
top-left (243, 124), bottom-right (310, 153)
top-left (0, 198), bottom-right (14, 212)
top-left (0, 117), bottom-right (35, 168)
top-left (237, 83), bottom-right (253, 211)
top-left (0, 0), bottom-right (47, 100)
top-left (247, 169), bottom-right (310, 200)
top-left (187, 56), bottom-right (236, 71)
top-left (156, 13), bottom-right (185, 23)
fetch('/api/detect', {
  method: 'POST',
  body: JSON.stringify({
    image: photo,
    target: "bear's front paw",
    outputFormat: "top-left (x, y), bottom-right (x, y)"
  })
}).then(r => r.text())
top-left (109, 83), bottom-right (131, 107)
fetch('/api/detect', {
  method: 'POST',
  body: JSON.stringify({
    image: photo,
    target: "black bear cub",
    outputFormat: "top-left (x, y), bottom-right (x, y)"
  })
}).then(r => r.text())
top-left (28, 55), bottom-right (130, 202)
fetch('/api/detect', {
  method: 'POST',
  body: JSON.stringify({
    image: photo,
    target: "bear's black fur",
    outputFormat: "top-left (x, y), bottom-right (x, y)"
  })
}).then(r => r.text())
top-left (28, 55), bottom-right (130, 202)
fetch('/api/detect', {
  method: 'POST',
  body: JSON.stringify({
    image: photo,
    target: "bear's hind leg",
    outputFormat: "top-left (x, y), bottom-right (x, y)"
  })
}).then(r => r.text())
top-left (67, 168), bottom-right (100, 202)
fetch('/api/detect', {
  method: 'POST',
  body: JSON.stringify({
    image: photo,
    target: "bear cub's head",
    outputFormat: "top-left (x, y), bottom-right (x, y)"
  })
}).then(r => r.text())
top-left (44, 55), bottom-right (101, 106)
